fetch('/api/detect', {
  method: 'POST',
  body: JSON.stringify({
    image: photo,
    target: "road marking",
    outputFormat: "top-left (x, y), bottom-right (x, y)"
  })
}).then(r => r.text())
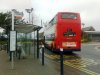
top-left (40, 48), bottom-right (100, 75)
top-left (45, 54), bottom-right (98, 66)
top-left (49, 55), bottom-right (76, 59)
top-left (44, 53), bottom-right (100, 75)
top-left (64, 61), bottom-right (100, 75)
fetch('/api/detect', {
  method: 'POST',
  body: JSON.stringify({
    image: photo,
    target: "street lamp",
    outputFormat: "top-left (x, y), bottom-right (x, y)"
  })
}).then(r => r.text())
top-left (82, 23), bottom-right (85, 40)
top-left (25, 8), bottom-right (33, 55)
top-left (25, 8), bottom-right (33, 24)
top-left (82, 23), bottom-right (85, 28)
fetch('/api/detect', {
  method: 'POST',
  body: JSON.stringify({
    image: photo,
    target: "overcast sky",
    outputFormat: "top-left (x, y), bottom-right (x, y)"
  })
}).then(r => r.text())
top-left (0, 0), bottom-right (100, 31)
top-left (32, 0), bottom-right (100, 31)
top-left (0, 0), bottom-right (32, 9)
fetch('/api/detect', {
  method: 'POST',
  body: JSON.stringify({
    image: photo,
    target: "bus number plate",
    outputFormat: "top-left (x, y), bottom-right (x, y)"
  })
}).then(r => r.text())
top-left (63, 42), bottom-right (76, 47)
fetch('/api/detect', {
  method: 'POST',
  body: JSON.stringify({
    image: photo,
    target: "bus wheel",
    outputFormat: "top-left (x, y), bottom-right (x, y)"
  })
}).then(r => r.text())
top-left (51, 44), bottom-right (55, 52)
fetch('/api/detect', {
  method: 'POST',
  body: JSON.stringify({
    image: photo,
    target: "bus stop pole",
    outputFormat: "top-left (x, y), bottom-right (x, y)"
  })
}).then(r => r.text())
top-left (11, 51), bottom-right (14, 69)
top-left (11, 10), bottom-right (14, 69)
top-left (37, 30), bottom-right (39, 59)
top-left (60, 48), bottom-right (64, 75)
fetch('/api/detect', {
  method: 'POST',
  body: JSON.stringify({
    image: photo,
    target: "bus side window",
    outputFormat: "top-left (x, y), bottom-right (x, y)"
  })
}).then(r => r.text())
top-left (53, 17), bottom-right (57, 24)
top-left (49, 16), bottom-right (57, 26)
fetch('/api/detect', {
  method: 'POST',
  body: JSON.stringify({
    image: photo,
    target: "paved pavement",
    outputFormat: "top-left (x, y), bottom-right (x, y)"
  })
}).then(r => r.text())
top-left (0, 50), bottom-right (59, 75)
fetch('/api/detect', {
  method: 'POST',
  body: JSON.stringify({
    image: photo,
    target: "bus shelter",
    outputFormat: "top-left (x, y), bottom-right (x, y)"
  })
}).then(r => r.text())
top-left (8, 24), bottom-right (42, 60)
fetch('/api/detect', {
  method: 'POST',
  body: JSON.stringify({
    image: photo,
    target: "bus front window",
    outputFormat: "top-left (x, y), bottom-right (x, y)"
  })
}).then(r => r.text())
top-left (62, 13), bottom-right (77, 19)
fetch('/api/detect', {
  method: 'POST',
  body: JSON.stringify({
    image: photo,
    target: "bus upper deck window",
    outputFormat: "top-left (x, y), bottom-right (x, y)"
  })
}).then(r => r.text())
top-left (62, 13), bottom-right (77, 19)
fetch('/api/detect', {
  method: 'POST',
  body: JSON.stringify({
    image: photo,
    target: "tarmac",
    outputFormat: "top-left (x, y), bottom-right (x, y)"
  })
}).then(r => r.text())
top-left (0, 50), bottom-right (60, 75)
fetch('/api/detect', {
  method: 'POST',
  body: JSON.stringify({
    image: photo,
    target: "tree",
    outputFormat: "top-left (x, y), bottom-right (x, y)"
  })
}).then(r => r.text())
top-left (0, 11), bottom-right (25, 34)
top-left (0, 12), bottom-right (12, 34)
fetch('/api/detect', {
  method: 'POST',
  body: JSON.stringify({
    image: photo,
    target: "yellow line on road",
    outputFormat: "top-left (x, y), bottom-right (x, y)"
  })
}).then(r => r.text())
top-left (39, 48), bottom-right (100, 75)
top-left (45, 54), bottom-right (100, 75)
top-left (64, 61), bottom-right (100, 75)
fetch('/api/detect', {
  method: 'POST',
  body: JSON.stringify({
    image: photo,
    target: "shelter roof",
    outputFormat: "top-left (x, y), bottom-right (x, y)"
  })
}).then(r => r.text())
top-left (15, 24), bottom-right (42, 33)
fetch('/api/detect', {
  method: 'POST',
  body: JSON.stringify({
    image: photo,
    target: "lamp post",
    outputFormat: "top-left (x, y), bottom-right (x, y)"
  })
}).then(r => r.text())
top-left (25, 8), bottom-right (33, 24)
top-left (82, 23), bottom-right (85, 40)
top-left (25, 8), bottom-right (33, 55)
top-left (82, 23), bottom-right (85, 28)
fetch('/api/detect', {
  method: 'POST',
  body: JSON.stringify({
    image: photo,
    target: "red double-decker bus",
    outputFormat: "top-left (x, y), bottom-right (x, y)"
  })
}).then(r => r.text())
top-left (44, 12), bottom-right (81, 52)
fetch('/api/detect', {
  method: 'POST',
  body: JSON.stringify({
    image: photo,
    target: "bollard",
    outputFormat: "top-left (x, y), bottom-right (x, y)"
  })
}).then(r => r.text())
top-left (42, 45), bottom-right (44, 66)
top-left (60, 48), bottom-right (64, 75)
top-left (9, 51), bottom-right (12, 61)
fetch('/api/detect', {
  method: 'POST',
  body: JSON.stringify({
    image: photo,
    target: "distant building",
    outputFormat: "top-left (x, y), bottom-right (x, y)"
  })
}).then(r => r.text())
top-left (84, 31), bottom-right (100, 42)
top-left (82, 26), bottom-right (95, 31)
top-left (82, 26), bottom-right (100, 42)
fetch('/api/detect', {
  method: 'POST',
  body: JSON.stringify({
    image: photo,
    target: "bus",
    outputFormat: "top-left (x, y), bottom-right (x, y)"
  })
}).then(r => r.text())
top-left (44, 12), bottom-right (81, 52)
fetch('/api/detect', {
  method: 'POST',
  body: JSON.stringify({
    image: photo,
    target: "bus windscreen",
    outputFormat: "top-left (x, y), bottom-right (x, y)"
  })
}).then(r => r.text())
top-left (62, 13), bottom-right (77, 19)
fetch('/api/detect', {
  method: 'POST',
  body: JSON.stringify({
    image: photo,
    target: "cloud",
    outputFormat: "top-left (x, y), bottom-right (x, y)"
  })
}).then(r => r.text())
top-left (32, 0), bottom-right (100, 30)
top-left (0, 0), bottom-right (100, 30)
top-left (0, 0), bottom-right (32, 10)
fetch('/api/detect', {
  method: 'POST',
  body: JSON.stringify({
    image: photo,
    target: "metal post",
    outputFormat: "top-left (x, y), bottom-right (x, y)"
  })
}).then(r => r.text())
top-left (11, 51), bottom-right (14, 69)
top-left (12, 10), bottom-right (14, 31)
top-left (11, 10), bottom-right (14, 69)
top-left (7, 34), bottom-right (9, 53)
top-left (31, 8), bottom-right (33, 23)
top-left (29, 33), bottom-right (31, 55)
top-left (37, 30), bottom-right (39, 59)
top-left (44, 36), bottom-right (45, 42)
top-left (34, 31), bottom-right (35, 58)
top-left (29, 12), bottom-right (30, 23)
top-left (42, 45), bottom-right (44, 65)
top-left (60, 48), bottom-right (64, 75)
top-left (25, 8), bottom-right (33, 24)
top-left (25, 33), bottom-right (27, 53)
top-left (16, 32), bottom-right (17, 57)
top-left (41, 20), bottom-right (42, 27)
top-left (29, 34), bottom-right (30, 55)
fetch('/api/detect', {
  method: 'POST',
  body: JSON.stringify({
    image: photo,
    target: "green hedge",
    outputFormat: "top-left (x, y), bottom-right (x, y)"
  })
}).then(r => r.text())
top-left (81, 38), bottom-right (91, 43)
top-left (0, 41), bottom-right (7, 45)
